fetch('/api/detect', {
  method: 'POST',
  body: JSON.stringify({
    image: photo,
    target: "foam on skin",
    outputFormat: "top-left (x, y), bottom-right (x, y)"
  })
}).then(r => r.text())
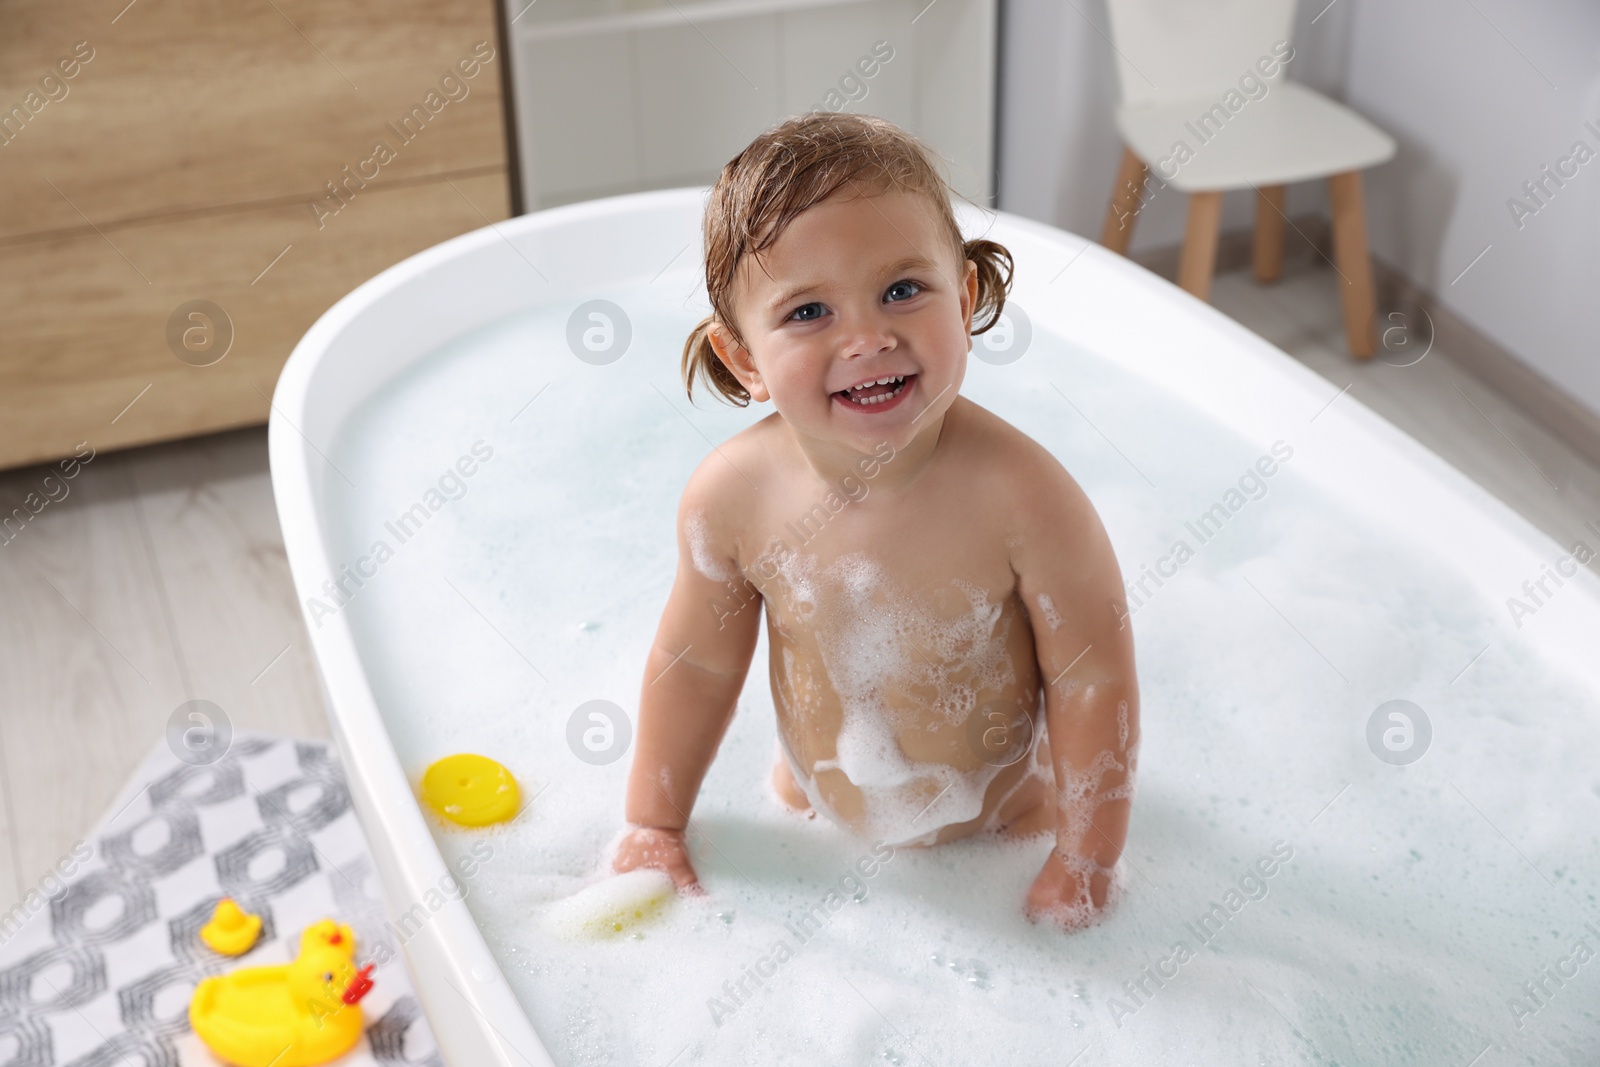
top-left (1044, 701), bottom-right (1139, 928)
top-left (761, 543), bottom-right (1025, 846)
top-left (1036, 593), bottom-right (1064, 632)
top-left (685, 508), bottom-right (731, 581)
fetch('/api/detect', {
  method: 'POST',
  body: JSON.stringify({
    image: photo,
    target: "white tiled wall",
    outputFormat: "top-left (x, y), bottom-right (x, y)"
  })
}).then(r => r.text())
top-left (509, 0), bottom-right (996, 209)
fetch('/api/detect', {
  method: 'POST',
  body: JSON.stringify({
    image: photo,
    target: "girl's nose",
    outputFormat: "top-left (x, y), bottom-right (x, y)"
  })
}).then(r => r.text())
top-left (837, 311), bottom-right (896, 359)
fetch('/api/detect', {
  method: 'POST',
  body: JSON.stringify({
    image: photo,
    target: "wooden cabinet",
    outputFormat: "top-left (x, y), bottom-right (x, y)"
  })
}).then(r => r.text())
top-left (0, 0), bottom-right (513, 470)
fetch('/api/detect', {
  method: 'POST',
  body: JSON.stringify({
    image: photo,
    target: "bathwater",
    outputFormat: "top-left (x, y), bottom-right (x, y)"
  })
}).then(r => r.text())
top-left (326, 279), bottom-right (1600, 1065)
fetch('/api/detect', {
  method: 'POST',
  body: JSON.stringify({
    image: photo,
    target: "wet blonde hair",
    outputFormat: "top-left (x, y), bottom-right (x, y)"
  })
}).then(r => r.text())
top-left (681, 111), bottom-right (1015, 407)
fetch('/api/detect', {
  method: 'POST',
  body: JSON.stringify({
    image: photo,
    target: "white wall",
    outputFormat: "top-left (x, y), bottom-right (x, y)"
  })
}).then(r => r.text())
top-left (997, 0), bottom-right (1600, 421)
top-left (1344, 0), bottom-right (1600, 421)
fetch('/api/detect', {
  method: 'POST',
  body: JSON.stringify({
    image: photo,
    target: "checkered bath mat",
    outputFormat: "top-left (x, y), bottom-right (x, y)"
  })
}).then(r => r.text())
top-left (0, 732), bottom-right (440, 1066)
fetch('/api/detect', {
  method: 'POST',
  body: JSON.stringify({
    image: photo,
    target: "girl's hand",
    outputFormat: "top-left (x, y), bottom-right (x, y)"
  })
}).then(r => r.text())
top-left (1024, 848), bottom-right (1111, 931)
top-left (612, 825), bottom-right (703, 893)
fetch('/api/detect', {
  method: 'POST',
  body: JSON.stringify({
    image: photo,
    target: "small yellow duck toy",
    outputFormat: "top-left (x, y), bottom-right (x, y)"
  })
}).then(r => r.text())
top-left (189, 918), bottom-right (376, 1067)
top-left (200, 898), bottom-right (263, 957)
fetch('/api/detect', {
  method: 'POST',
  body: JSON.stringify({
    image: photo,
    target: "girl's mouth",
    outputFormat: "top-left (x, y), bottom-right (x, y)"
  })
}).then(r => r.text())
top-left (833, 373), bottom-right (915, 413)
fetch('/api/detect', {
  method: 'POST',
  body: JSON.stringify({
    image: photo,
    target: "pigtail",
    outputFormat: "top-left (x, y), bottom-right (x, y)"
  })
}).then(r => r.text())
top-left (963, 237), bottom-right (1015, 335)
top-left (681, 314), bottom-right (752, 407)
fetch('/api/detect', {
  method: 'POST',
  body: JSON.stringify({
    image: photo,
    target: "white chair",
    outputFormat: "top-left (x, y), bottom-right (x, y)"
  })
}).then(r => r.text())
top-left (1098, 0), bottom-right (1396, 357)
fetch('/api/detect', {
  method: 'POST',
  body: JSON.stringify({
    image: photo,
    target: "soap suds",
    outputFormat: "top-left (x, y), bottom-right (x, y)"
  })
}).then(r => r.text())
top-left (685, 507), bottom-right (731, 581)
top-left (1043, 698), bottom-right (1139, 928)
top-left (1037, 592), bottom-right (1064, 632)
top-left (761, 542), bottom-right (1023, 846)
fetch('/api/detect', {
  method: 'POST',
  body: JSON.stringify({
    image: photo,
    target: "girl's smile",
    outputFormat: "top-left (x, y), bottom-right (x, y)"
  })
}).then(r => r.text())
top-left (832, 372), bottom-right (917, 412)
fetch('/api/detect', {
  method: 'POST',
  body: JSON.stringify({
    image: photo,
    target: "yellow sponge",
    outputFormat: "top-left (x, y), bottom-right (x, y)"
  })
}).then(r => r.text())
top-left (542, 869), bottom-right (677, 940)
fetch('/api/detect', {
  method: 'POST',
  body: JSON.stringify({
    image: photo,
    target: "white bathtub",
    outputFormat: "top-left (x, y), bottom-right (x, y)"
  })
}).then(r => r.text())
top-left (269, 186), bottom-right (1600, 1065)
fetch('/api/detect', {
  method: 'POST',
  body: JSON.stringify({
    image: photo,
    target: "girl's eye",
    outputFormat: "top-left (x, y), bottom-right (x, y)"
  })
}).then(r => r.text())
top-left (788, 302), bottom-right (824, 323)
top-left (886, 280), bottom-right (923, 302)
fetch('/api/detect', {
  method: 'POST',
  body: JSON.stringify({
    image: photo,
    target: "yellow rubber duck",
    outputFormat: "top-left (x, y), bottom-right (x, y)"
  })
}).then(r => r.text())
top-left (200, 898), bottom-right (263, 957)
top-left (189, 919), bottom-right (376, 1067)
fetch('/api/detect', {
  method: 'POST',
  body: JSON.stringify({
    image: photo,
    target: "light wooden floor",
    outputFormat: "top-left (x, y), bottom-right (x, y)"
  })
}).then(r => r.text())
top-left (3, 256), bottom-right (1598, 907)
top-left (0, 429), bottom-right (329, 906)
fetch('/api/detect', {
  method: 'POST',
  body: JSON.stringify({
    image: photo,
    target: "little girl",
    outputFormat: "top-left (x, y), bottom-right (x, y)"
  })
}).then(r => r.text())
top-left (611, 112), bottom-right (1141, 928)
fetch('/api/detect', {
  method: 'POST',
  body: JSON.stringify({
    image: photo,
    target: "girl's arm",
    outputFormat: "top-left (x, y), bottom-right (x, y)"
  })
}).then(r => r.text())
top-left (1006, 446), bottom-right (1141, 928)
top-left (614, 461), bottom-right (762, 888)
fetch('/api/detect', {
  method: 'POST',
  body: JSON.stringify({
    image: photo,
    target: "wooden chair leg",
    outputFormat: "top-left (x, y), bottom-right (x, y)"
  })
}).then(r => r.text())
top-left (1100, 146), bottom-right (1149, 255)
top-left (1328, 170), bottom-right (1377, 359)
top-left (1253, 184), bottom-right (1287, 283)
top-left (1177, 190), bottom-right (1224, 301)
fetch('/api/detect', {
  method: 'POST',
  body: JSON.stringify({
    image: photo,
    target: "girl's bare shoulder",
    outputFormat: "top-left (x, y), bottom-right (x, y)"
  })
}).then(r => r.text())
top-left (675, 411), bottom-right (787, 569)
top-left (681, 411), bottom-right (785, 503)
top-left (946, 396), bottom-right (1081, 496)
top-left (942, 396), bottom-right (1108, 559)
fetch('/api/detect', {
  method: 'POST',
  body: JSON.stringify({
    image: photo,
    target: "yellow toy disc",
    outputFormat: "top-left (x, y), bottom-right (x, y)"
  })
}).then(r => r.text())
top-left (421, 754), bottom-right (520, 827)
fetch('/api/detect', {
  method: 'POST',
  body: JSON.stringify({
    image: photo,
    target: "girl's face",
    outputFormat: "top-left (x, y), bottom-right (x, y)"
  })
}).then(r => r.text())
top-left (708, 185), bottom-right (977, 458)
